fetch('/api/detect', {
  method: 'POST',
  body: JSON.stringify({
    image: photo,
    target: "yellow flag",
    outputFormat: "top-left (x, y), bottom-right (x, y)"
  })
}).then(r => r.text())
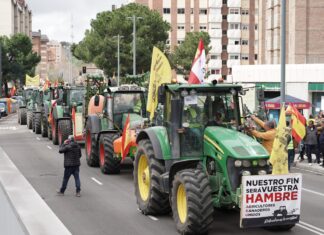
top-left (269, 106), bottom-right (290, 174)
top-left (25, 74), bottom-right (40, 86)
top-left (147, 47), bottom-right (172, 120)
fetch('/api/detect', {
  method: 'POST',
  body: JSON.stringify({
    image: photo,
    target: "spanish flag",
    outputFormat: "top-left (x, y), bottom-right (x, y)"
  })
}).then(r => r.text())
top-left (289, 105), bottom-right (306, 143)
top-left (269, 105), bottom-right (290, 175)
top-left (188, 39), bottom-right (206, 84)
top-left (43, 77), bottom-right (50, 91)
top-left (121, 114), bottom-right (131, 160)
top-left (10, 86), bottom-right (16, 97)
top-left (147, 47), bottom-right (172, 120)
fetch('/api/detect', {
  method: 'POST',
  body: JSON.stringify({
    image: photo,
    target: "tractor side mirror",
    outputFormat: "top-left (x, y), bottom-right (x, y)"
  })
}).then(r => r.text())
top-left (158, 86), bottom-right (165, 105)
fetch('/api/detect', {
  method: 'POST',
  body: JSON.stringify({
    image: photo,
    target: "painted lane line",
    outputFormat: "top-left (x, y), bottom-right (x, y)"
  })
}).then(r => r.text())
top-left (294, 167), bottom-right (324, 176)
top-left (91, 177), bottom-right (103, 185)
top-left (47, 146), bottom-right (52, 150)
top-left (36, 137), bottom-right (40, 140)
top-left (302, 188), bottom-right (324, 198)
top-left (148, 215), bottom-right (159, 221)
top-left (297, 223), bottom-right (323, 235)
top-left (299, 221), bottom-right (324, 234)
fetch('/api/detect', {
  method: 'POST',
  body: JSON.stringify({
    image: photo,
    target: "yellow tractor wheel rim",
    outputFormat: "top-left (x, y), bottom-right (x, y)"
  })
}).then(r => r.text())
top-left (177, 183), bottom-right (187, 224)
top-left (138, 155), bottom-right (150, 201)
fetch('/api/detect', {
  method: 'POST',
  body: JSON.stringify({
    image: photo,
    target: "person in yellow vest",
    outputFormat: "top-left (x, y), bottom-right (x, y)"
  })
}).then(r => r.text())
top-left (247, 115), bottom-right (276, 155)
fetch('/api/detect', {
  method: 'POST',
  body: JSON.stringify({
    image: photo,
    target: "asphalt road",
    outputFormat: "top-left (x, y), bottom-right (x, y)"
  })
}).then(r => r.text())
top-left (1, 114), bottom-right (324, 235)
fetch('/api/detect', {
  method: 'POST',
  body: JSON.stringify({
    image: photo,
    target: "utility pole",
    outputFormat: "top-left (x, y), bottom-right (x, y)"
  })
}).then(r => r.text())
top-left (0, 45), bottom-right (2, 97)
top-left (280, 0), bottom-right (286, 104)
top-left (113, 35), bottom-right (124, 86)
top-left (127, 15), bottom-right (142, 76)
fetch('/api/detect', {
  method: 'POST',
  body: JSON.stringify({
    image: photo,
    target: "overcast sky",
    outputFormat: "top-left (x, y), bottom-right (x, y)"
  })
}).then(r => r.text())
top-left (28, 0), bottom-right (128, 43)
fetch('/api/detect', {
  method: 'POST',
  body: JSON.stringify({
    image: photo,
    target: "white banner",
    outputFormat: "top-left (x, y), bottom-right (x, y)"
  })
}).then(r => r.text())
top-left (240, 173), bottom-right (302, 228)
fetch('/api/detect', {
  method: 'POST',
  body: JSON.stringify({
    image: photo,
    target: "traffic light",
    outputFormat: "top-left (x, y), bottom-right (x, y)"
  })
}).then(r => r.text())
top-left (82, 66), bottom-right (87, 74)
top-left (257, 89), bottom-right (265, 101)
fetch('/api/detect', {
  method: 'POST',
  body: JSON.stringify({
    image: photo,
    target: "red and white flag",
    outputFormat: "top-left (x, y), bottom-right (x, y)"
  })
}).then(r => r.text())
top-left (188, 39), bottom-right (206, 84)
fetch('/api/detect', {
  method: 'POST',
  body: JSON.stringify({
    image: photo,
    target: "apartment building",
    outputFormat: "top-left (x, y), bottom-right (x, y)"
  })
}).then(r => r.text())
top-left (130, 0), bottom-right (258, 79)
top-left (47, 41), bottom-right (62, 64)
top-left (0, 0), bottom-right (32, 37)
top-left (32, 30), bottom-right (49, 81)
top-left (258, 0), bottom-right (324, 64)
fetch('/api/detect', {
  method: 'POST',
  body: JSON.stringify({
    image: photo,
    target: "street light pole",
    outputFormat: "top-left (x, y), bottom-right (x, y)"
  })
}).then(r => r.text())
top-left (280, 0), bottom-right (286, 104)
top-left (0, 45), bottom-right (2, 97)
top-left (113, 34), bottom-right (124, 86)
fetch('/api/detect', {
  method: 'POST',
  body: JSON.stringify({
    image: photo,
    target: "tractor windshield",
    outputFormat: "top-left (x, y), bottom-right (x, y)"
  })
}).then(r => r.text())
top-left (70, 90), bottom-right (85, 104)
top-left (113, 92), bottom-right (145, 115)
top-left (24, 90), bottom-right (33, 100)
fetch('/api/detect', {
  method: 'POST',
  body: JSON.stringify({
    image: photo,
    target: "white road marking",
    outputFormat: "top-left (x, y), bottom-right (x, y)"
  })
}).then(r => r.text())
top-left (299, 221), bottom-right (324, 234)
top-left (297, 222), bottom-right (324, 235)
top-left (0, 126), bottom-right (17, 130)
top-left (36, 137), bottom-right (40, 140)
top-left (47, 146), bottom-right (52, 150)
top-left (91, 177), bottom-right (103, 185)
top-left (294, 167), bottom-right (324, 176)
top-left (29, 130), bottom-right (33, 133)
top-left (148, 215), bottom-right (159, 221)
top-left (302, 188), bottom-right (324, 198)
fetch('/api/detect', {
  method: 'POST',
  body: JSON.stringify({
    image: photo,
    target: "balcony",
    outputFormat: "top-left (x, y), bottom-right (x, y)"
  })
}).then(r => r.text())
top-left (209, 29), bottom-right (222, 38)
top-left (208, 59), bottom-right (222, 68)
top-left (227, 59), bottom-right (241, 67)
top-left (227, 45), bottom-right (241, 53)
top-left (227, 29), bottom-right (241, 38)
top-left (210, 44), bottom-right (222, 53)
top-left (227, 0), bottom-right (241, 8)
top-left (227, 14), bottom-right (241, 23)
top-left (209, 0), bottom-right (222, 8)
top-left (209, 14), bottom-right (222, 23)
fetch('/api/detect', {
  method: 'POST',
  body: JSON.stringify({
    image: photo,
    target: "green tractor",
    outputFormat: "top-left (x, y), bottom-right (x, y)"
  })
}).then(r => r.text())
top-left (17, 88), bottom-right (33, 125)
top-left (26, 88), bottom-right (42, 132)
top-left (85, 85), bottom-right (146, 174)
top-left (50, 86), bottom-right (86, 145)
top-left (38, 88), bottom-right (53, 138)
top-left (133, 83), bottom-right (280, 234)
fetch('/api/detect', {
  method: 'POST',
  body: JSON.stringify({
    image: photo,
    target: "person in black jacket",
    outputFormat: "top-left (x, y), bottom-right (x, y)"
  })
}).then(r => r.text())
top-left (57, 135), bottom-right (82, 197)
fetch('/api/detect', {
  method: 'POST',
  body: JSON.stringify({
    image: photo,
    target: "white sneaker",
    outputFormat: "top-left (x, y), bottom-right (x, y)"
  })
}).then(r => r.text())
top-left (309, 163), bottom-right (312, 166)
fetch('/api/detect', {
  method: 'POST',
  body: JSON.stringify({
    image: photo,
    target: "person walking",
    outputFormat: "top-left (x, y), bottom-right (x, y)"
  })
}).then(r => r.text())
top-left (57, 135), bottom-right (82, 197)
top-left (286, 121), bottom-right (295, 171)
top-left (247, 115), bottom-right (276, 155)
top-left (318, 120), bottom-right (324, 167)
top-left (304, 120), bottom-right (320, 165)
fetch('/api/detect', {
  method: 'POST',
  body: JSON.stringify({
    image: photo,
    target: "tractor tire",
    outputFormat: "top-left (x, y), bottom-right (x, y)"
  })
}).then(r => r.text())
top-left (58, 119), bottom-right (72, 146)
top-left (27, 111), bottom-right (33, 129)
top-left (52, 120), bottom-right (59, 145)
top-left (134, 139), bottom-right (171, 215)
top-left (20, 108), bottom-right (27, 125)
top-left (263, 224), bottom-right (295, 231)
top-left (99, 133), bottom-right (121, 174)
top-left (171, 167), bottom-right (214, 235)
top-left (47, 124), bottom-right (52, 140)
top-left (41, 116), bottom-right (48, 137)
top-left (34, 113), bottom-right (42, 134)
top-left (85, 129), bottom-right (99, 167)
top-left (18, 110), bottom-right (21, 124)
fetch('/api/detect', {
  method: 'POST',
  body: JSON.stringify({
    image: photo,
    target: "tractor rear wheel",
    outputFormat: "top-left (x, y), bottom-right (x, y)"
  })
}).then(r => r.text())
top-left (41, 116), bottom-right (48, 137)
top-left (52, 120), bottom-right (58, 145)
top-left (20, 108), bottom-right (27, 125)
top-left (85, 129), bottom-right (99, 167)
top-left (99, 133), bottom-right (120, 174)
top-left (47, 124), bottom-right (52, 140)
top-left (134, 139), bottom-right (170, 215)
top-left (58, 120), bottom-right (72, 145)
top-left (18, 110), bottom-right (21, 124)
top-left (27, 111), bottom-right (33, 129)
top-left (34, 113), bottom-right (42, 134)
top-left (171, 167), bottom-right (214, 235)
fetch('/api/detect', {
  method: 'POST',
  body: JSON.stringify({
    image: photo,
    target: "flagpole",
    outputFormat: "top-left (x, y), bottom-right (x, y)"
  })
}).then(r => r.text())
top-left (280, 0), bottom-right (286, 104)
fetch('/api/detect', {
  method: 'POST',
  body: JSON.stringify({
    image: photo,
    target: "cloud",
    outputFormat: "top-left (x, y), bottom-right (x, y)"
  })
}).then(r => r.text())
top-left (28, 0), bottom-right (127, 42)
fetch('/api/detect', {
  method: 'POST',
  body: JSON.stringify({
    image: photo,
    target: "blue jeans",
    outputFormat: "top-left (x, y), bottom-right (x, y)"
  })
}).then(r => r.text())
top-left (60, 166), bottom-right (81, 193)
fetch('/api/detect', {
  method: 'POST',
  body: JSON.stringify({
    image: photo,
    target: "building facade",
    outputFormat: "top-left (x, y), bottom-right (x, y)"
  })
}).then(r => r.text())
top-left (32, 30), bottom-right (49, 81)
top-left (130, 0), bottom-right (258, 79)
top-left (0, 0), bottom-right (32, 37)
top-left (258, 0), bottom-right (324, 64)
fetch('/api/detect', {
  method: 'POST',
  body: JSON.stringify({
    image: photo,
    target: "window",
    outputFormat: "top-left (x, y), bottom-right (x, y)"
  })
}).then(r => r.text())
top-left (166, 39), bottom-right (170, 45)
top-left (242, 24), bottom-right (249, 30)
top-left (229, 8), bottom-right (240, 14)
top-left (230, 54), bottom-right (239, 60)
top-left (178, 8), bottom-right (185, 14)
top-left (229, 23), bottom-right (240, 29)
top-left (222, 30), bottom-right (227, 35)
top-left (200, 25), bottom-right (207, 31)
top-left (228, 68), bottom-right (232, 75)
top-left (177, 40), bottom-right (184, 45)
top-left (191, 8), bottom-right (194, 14)
top-left (222, 75), bottom-right (227, 80)
top-left (163, 8), bottom-right (170, 14)
top-left (241, 9), bottom-right (249, 15)
top-left (210, 69), bottom-right (220, 74)
top-left (255, 24), bottom-right (258, 30)
top-left (223, 0), bottom-right (227, 4)
top-left (255, 54), bottom-right (258, 60)
top-left (234, 40), bottom-right (240, 45)
top-left (222, 45), bottom-right (227, 51)
top-left (241, 55), bottom-right (249, 60)
top-left (242, 40), bottom-right (249, 45)
top-left (199, 8), bottom-right (208, 15)
top-left (210, 55), bottom-right (219, 60)
top-left (222, 60), bottom-right (227, 65)
top-left (191, 25), bottom-right (194, 31)
top-left (222, 15), bottom-right (227, 20)
top-left (178, 24), bottom-right (185, 30)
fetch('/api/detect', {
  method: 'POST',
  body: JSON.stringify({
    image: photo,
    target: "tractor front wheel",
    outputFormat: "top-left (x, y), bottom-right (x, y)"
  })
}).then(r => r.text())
top-left (27, 111), bottom-right (33, 129)
top-left (171, 167), bottom-right (214, 235)
top-left (58, 120), bottom-right (72, 145)
top-left (34, 113), bottom-right (42, 134)
top-left (99, 133), bottom-right (120, 174)
top-left (134, 139), bottom-right (170, 215)
top-left (41, 116), bottom-right (48, 137)
top-left (20, 108), bottom-right (27, 125)
top-left (52, 120), bottom-right (58, 145)
top-left (85, 129), bottom-right (99, 167)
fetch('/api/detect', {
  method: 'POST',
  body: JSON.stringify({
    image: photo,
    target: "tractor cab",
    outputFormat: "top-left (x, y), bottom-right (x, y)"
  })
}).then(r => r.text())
top-left (62, 87), bottom-right (86, 113)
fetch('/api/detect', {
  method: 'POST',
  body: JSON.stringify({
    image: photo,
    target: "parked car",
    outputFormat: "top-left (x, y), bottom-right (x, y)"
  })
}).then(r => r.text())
top-left (0, 103), bottom-right (6, 118)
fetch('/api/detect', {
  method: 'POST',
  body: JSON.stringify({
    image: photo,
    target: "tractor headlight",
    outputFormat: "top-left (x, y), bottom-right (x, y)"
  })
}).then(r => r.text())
top-left (242, 170), bottom-right (251, 176)
top-left (242, 160), bottom-right (251, 167)
top-left (258, 170), bottom-right (267, 175)
top-left (234, 160), bottom-right (242, 167)
top-left (258, 159), bottom-right (267, 167)
top-left (180, 90), bottom-right (188, 97)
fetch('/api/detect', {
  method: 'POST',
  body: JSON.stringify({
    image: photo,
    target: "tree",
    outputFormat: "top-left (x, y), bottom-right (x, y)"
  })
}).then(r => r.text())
top-left (0, 34), bottom-right (40, 96)
top-left (170, 32), bottom-right (211, 76)
top-left (73, 3), bottom-right (170, 77)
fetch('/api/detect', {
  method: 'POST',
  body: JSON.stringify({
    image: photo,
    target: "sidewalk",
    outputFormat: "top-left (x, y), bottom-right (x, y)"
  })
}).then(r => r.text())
top-left (292, 154), bottom-right (324, 174)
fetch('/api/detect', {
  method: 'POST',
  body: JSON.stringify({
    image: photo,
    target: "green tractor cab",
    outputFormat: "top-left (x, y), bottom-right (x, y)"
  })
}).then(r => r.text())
top-left (17, 88), bottom-right (34, 125)
top-left (85, 84), bottom-right (147, 174)
top-left (134, 83), bottom-right (274, 234)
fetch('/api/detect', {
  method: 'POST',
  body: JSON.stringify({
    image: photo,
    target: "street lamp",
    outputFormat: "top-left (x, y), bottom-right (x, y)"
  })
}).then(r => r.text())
top-left (113, 34), bottom-right (124, 86)
top-left (127, 15), bottom-right (143, 76)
